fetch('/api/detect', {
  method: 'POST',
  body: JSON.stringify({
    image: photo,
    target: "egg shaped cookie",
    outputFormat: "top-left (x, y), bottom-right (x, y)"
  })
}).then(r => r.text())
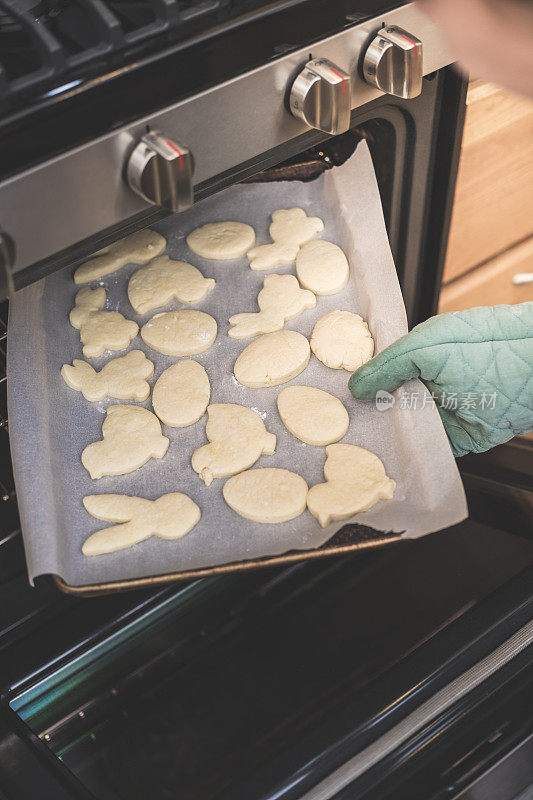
top-left (296, 240), bottom-right (349, 295)
top-left (152, 360), bottom-right (211, 427)
top-left (187, 221), bottom-right (255, 259)
top-left (234, 330), bottom-right (310, 387)
top-left (141, 310), bottom-right (217, 356)
top-left (277, 385), bottom-right (349, 445)
top-left (223, 468), bottom-right (308, 523)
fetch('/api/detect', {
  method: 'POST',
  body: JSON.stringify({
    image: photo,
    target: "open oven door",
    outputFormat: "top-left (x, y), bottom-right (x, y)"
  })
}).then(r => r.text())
top-left (1, 489), bottom-right (532, 800)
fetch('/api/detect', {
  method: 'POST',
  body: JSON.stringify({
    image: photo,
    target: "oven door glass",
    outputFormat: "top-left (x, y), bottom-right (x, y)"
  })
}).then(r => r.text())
top-left (8, 522), bottom-right (533, 800)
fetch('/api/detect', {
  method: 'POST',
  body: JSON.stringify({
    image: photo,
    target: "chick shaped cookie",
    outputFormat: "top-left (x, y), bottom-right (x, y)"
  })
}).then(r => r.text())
top-left (82, 405), bottom-right (169, 479)
top-left (192, 403), bottom-right (276, 486)
top-left (128, 256), bottom-right (215, 315)
top-left (307, 444), bottom-right (395, 527)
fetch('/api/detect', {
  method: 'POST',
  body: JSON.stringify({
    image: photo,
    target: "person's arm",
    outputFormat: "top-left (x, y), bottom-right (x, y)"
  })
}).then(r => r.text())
top-left (416, 0), bottom-right (533, 99)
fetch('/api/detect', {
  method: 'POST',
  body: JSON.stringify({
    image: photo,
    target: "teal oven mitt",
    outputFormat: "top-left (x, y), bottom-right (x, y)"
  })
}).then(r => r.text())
top-left (348, 303), bottom-right (533, 457)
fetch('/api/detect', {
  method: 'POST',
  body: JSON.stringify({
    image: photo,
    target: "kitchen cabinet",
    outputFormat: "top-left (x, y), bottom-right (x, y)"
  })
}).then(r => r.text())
top-left (440, 237), bottom-right (533, 312)
top-left (439, 81), bottom-right (533, 312)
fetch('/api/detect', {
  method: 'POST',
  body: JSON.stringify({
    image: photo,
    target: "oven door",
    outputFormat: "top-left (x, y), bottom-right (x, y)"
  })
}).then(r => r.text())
top-left (0, 508), bottom-right (532, 800)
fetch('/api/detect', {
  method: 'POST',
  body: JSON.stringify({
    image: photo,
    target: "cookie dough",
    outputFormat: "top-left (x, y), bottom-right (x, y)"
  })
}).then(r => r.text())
top-left (69, 286), bottom-right (106, 328)
top-left (296, 240), bottom-right (349, 295)
top-left (82, 493), bottom-right (201, 556)
top-left (223, 468), bottom-right (308, 523)
top-left (311, 310), bottom-right (374, 371)
top-left (61, 350), bottom-right (154, 402)
top-left (81, 405), bottom-right (169, 479)
top-left (141, 310), bottom-right (217, 356)
top-left (128, 256), bottom-right (215, 314)
top-left (192, 403), bottom-right (276, 486)
top-left (74, 230), bottom-right (166, 284)
top-left (277, 386), bottom-right (349, 445)
top-left (247, 242), bottom-right (299, 270)
top-left (187, 221), bottom-right (255, 259)
top-left (234, 330), bottom-right (310, 387)
top-left (307, 444), bottom-right (395, 527)
top-left (269, 208), bottom-right (324, 247)
top-left (70, 287), bottom-right (138, 358)
top-left (152, 360), bottom-right (210, 427)
top-left (229, 274), bottom-right (316, 338)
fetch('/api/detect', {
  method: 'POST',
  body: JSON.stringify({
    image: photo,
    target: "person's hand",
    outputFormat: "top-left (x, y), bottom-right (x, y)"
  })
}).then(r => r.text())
top-left (349, 303), bottom-right (533, 457)
top-left (416, 0), bottom-right (533, 99)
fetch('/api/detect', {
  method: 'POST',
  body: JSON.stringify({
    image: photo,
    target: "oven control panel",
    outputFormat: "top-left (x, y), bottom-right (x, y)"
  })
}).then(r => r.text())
top-left (0, 4), bottom-right (453, 280)
top-left (288, 26), bottom-right (423, 134)
top-left (128, 29), bottom-right (421, 208)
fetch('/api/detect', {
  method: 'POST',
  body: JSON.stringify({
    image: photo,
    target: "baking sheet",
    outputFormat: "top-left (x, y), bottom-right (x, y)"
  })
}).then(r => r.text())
top-left (8, 142), bottom-right (468, 587)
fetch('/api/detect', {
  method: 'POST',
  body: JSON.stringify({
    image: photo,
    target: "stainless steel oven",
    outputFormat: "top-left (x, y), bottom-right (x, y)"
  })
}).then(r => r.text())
top-left (0, 0), bottom-right (532, 797)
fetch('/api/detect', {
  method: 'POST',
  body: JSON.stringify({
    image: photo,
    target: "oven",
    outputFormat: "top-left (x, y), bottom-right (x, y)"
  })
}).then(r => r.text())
top-left (0, 0), bottom-right (532, 797)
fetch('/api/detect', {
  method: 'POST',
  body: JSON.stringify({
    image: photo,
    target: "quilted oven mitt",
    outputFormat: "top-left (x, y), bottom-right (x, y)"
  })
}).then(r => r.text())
top-left (349, 303), bottom-right (533, 457)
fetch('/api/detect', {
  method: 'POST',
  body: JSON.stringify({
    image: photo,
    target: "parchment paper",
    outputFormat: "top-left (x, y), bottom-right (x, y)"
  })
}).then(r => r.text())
top-left (8, 142), bottom-right (467, 587)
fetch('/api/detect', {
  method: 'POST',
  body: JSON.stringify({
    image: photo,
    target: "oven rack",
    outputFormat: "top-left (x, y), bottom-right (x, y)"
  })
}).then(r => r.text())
top-left (0, 0), bottom-right (267, 108)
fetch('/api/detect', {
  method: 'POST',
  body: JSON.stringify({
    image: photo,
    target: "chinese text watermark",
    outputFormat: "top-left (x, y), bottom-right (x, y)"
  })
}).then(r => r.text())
top-left (375, 390), bottom-right (498, 412)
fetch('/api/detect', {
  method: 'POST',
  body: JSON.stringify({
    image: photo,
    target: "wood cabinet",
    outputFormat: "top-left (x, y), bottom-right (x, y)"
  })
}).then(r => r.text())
top-left (440, 237), bottom-right (533, 313)
top-left (439, 81), bottom-right (533, 313)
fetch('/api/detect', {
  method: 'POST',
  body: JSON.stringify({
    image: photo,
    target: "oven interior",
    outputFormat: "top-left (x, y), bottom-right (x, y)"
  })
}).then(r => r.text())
top-left (1, 66), bottom-right (532, 799)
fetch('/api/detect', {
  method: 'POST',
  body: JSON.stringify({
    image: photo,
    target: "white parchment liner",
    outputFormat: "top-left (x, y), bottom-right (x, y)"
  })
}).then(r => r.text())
top-left (7, 142), bottom-right (467, 587)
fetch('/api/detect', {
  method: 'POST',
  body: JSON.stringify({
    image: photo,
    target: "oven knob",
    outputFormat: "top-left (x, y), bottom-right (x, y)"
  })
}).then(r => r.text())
top-left (126, 131), bottom-right (194, 212)
top-left (363, 26), bottom-right (423, 99)
top-left (289, 58), bottom-right (351, 135)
